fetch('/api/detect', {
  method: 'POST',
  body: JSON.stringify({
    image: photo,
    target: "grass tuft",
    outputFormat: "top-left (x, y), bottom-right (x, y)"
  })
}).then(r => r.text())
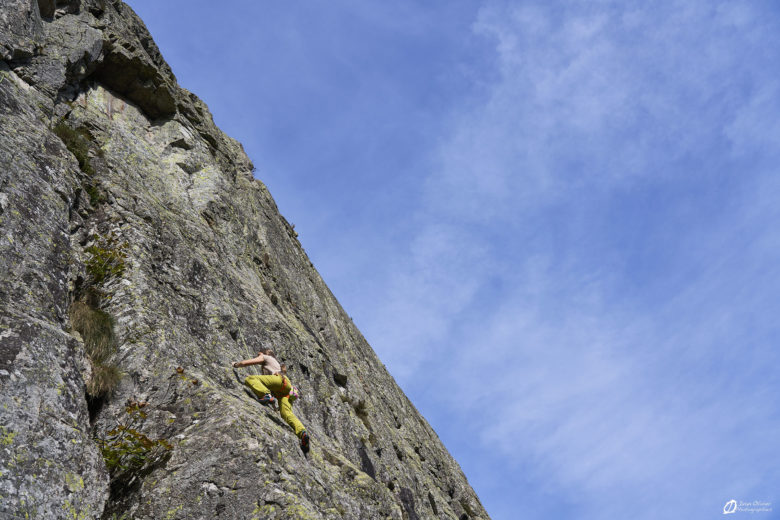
top-left (69, 300), bottom-right (121, 397)
top-left (85, 232), bottom-right (128, 286)
top-left (70, 301), bottom-right (114, 362)
top-left (88, 362), bottom-right (122, 397)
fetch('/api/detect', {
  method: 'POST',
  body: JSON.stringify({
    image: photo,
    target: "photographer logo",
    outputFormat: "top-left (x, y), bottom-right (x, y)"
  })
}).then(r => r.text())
top-left (722, 499), bottom-right (772, 515)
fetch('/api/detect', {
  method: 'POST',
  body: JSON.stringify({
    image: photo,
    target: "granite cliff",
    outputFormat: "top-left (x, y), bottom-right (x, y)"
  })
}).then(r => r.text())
top-left (0, 1), bottom-right (488, 518)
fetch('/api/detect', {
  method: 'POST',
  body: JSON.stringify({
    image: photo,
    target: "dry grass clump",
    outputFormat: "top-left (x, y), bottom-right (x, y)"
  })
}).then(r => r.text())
top-left (88, 363), bottom-right (122, 397)
top-left (70, 300), bottom-right (121, 397)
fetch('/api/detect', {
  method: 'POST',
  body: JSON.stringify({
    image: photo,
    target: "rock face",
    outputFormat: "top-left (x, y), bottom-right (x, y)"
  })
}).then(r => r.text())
top-left (0, 1), bottom-right (489, 519)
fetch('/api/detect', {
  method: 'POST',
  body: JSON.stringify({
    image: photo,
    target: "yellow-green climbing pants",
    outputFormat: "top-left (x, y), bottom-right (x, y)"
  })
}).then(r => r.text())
top-left (245, 374), bottom-right (305, 437)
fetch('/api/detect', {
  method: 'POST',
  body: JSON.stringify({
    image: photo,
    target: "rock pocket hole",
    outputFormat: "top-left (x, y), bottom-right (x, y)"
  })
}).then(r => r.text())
top-left (333, 372), bottom-right (347, 388)
top-left (428, 492), bottom-right (438, 515)
top-left (414, 446), bottom-right (426, 462)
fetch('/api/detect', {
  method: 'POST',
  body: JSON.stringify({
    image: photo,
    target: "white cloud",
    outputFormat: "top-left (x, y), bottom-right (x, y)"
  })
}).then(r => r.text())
top-left (360, 1), bottom-right (780, 518)
top-left (429, 188), bottom-right (780, 515)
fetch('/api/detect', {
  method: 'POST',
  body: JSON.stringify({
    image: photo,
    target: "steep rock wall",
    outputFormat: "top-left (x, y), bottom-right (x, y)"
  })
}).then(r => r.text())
top-left (0, 1), bottom-right (489, 519)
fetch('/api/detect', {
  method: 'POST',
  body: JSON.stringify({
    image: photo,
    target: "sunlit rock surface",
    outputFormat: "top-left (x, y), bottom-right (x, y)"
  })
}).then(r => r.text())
top-left (0, 1), bottom-right (488, 518)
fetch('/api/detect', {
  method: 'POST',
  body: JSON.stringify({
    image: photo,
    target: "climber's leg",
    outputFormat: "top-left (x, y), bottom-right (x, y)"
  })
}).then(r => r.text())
top-left (278, 396), bottom-right (306, 437)
top-left (245, 375), bottom-right (271, 397)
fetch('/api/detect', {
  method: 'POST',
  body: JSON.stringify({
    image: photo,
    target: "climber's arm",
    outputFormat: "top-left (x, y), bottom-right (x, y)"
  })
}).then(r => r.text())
top-left (233, 353), bottom-right (265, 368)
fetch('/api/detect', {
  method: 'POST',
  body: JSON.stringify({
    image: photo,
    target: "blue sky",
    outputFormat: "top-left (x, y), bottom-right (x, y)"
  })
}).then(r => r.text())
top-left (126, 1), bottom-right (780, 518)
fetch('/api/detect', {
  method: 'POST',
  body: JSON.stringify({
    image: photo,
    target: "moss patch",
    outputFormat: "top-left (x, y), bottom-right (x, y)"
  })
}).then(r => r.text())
top-left (53, 121), bottom-right (95, 176)
top-left (52, 119), bottom-right (108, 206)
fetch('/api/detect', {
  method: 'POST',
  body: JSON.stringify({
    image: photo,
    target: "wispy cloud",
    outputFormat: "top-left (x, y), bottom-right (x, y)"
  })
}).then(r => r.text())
top-left (359, 1), bottom-right (780, 518)
top-left (418, 176), bottom-right (780, 519)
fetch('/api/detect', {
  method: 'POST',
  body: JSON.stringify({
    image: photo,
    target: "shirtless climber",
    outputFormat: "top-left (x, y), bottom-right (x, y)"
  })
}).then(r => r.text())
top-left (233, 349), bottom-right (309, 453)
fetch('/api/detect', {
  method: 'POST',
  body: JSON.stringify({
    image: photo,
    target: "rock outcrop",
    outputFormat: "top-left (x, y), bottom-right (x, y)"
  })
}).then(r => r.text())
top-left (0, 1), bottom-right (488, 518)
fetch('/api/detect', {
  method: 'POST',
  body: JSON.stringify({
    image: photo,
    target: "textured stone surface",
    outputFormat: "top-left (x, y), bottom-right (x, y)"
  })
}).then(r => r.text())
top-left (0, 60), bottom-right (109, 518)
top-left (0, 0), bottom-right (44, 61)
top-left (0, 1), bottom-right (489, 518)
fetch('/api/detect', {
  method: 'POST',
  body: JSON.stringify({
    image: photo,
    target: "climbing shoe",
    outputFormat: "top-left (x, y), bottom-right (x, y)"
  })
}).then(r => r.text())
top-left (258, 393), bottom-right (276, 405)
top-left (300, 431), bottom-right (310, 453)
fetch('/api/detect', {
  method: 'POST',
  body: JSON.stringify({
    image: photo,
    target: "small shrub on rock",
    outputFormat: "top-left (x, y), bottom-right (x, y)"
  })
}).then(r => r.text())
top-left (96, 403), bottom-right (173, 480)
